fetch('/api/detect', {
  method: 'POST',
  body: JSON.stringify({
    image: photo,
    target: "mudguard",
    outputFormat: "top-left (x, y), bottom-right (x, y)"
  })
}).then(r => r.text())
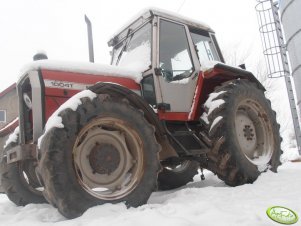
top-left (204, 63), bottom-right (265, 91)
top-left (88, 82), bottom-right (179, 160)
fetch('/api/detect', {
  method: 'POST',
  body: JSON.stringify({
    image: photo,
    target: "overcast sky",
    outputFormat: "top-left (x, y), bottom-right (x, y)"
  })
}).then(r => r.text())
top-left (0, 0), bottom-right (263, 92)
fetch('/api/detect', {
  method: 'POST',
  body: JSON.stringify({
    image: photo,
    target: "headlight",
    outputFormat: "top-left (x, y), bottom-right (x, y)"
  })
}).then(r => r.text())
top-left (23, 93), bottom-right (32, 109)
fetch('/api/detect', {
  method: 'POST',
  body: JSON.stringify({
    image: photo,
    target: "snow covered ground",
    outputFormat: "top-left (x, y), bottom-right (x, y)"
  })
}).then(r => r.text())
top-left (0, 162), bottom-right (300, 226)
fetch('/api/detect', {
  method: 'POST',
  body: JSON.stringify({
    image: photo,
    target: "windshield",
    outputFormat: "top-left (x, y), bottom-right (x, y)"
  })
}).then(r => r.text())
top-left (111, 22), bottom-right (151, 72)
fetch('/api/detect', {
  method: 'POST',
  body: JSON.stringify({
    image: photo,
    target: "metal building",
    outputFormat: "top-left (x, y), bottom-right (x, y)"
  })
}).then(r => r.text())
top-left (0, 84), bottom-right (18, 154)
top-left (256, 0), bottom-right (301, 154)
top-left (279, 0), bottom-right (301, 123)
top-left (0, 84), bottom-right (18, 193)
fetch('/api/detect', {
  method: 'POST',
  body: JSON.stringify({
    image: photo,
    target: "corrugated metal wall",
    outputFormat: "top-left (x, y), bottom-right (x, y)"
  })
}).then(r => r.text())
top-left (279, 0), bottom-right (301, 116)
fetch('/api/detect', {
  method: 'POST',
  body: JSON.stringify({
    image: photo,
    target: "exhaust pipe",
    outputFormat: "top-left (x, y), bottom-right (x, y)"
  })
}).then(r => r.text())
top-left (33, 51), bottom-right (48, 61)
top-left (85, 15), bottom-right (94, 63)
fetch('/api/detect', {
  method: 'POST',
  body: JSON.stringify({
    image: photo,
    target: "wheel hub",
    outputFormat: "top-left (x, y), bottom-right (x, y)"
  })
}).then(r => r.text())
top-left (89, 143), bottom-right (121, 175)
top-left (243, 125), bottom-right (255, 141)
top-left (235, 112), bottom-right (257, 154)
top-left (234, 100), bottom-right (274, 167)
top-left (73, 127), bottom-right (134, 190)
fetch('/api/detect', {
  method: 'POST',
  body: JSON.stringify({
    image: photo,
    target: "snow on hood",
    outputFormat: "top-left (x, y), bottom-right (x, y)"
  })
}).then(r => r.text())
top-left (19, 60), bottom-right (143, 83)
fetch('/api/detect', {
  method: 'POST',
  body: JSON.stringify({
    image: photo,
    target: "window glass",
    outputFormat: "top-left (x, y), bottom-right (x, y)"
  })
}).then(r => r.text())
top-left (159, 20), bottom-right (193, 82)
top-left (190, 32), bottom-right (219, 63)
top-left (0, 110), bottom-right (6, 122)
top-left (141, 75), bottom-right (156, 106)
top-left (112, 23), bottom-right (151, 72)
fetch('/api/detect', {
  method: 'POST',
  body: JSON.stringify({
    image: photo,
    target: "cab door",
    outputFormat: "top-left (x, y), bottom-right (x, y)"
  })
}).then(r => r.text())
top-left (153, 18), bottom-right (200, 120)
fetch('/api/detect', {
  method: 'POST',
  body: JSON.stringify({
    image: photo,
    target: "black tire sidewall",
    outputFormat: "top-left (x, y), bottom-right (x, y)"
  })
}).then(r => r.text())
top-left (223, 82), bottom-right (280, 175)
top-left (39, 96), bottom-right (160, 218)
top-left (0, 140), bottom-right (45, 205)
top-left (203, 80), bottom-right (281, 185)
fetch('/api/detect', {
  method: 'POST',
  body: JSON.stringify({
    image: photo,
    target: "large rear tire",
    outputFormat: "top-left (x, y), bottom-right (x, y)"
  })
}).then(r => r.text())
top-left (0, 132), bottom-right (46, 205)
top-left (157, 160), bottom-right (199, 190)
top-left (200, 80), bottom-right (282, 186)
top-left (38, 92), bottom-right (161, 219)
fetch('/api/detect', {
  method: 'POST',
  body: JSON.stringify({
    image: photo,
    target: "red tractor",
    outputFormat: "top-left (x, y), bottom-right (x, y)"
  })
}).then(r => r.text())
top-left (0, 9), bottom-right (281, 218)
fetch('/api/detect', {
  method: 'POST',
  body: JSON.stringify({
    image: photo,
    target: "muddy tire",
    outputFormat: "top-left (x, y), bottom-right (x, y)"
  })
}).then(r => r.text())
top-left (158, 160), bottom-right (199, 190)
top-left (0, 133), bottom-right (46, 205)
top-left (38, 92), bottom-right (161, 219)
top-left (200, 79), bottom-right (282, 186)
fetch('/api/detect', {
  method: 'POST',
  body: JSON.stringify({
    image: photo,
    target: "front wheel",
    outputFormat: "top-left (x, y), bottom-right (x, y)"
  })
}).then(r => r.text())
top-left (38, 92), bottom-right (161, 219)
top-left (0, 131), bottom-right (46, 205)
top-left (200, 80), bottom-right (282, 186)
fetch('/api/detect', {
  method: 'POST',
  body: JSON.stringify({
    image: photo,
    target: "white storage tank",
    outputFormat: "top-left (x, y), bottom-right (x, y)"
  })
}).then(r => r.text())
top-left (279, 0), bottom-right (301, 113)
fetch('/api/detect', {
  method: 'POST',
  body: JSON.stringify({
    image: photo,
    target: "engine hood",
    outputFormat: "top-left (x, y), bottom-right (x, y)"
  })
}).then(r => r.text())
top-left (19, 60), bottom-right (143, 84)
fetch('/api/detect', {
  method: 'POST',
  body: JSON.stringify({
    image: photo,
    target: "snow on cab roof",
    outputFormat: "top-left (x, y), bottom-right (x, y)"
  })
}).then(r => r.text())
top-left (108, 7), bottom-right (213, 47)
top-left (18, 60), bottom-right (143, 83)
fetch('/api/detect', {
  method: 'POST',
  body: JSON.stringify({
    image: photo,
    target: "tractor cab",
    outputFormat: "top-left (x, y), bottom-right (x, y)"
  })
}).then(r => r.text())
top-left (108, 9), bottom-right (224, 119)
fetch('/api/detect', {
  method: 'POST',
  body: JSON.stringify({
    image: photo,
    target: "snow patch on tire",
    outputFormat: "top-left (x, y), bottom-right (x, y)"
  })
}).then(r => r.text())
top-left (205, 91), bottom-right (226, 115)
top-left (200, 112), bottom-right (209, 124)
top-left (209, 116), bottom-right (223, 133)
top-left (4, 127), bottom-right (19, 149)
top-left (201, 91), bottom-right (226, 124)
top-left (38, 90), bottom-right (97, 148)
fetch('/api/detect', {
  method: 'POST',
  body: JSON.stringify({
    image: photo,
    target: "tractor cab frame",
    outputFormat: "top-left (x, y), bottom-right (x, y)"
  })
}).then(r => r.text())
top-left (108, 9), bottom-right (225, 121)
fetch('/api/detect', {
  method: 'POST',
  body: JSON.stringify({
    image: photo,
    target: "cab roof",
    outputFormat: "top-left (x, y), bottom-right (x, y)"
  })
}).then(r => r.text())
top-left (108, 8), bottom-right (214, 47)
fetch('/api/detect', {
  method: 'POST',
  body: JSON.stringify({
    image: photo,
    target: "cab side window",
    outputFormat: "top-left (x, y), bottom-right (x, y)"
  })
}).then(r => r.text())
top-left (159, 20), bottom-right (194, 82)
top-left (190, 30), bottom-right (219, 63)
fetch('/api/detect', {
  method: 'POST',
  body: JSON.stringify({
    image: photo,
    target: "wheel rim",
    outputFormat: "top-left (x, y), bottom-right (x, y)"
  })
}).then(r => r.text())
top-left (19, 161), bottom-right (44, 194)
top-left (234, 99), bottom-right (274, 166)
top-left (165, 160), bottom-right (192, 173)
top-left (73, 117), bottom-right (144, 200)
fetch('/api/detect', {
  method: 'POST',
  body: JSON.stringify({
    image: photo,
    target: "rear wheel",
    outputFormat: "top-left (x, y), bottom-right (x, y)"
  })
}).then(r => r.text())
top-left (158, 160), bottom-right (199, 190)
top-left (0, 132), bottom-right (46, 205)
top-left (200, 80), bottom-right (282, 186)
top-left (38, 92), bottom-right (161, 219)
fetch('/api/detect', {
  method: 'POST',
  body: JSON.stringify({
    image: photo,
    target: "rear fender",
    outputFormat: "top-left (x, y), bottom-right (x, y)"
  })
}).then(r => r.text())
top-left (88, 83), bottom-right (178, 160)
top-left (203, 63), bottom-right (265, 91)
top-left (191, 63), bottom-right (265, 120)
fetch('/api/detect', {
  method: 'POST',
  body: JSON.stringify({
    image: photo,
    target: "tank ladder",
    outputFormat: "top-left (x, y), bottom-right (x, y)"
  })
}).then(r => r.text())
top-left (256, 0), bottom-right (301, 154)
